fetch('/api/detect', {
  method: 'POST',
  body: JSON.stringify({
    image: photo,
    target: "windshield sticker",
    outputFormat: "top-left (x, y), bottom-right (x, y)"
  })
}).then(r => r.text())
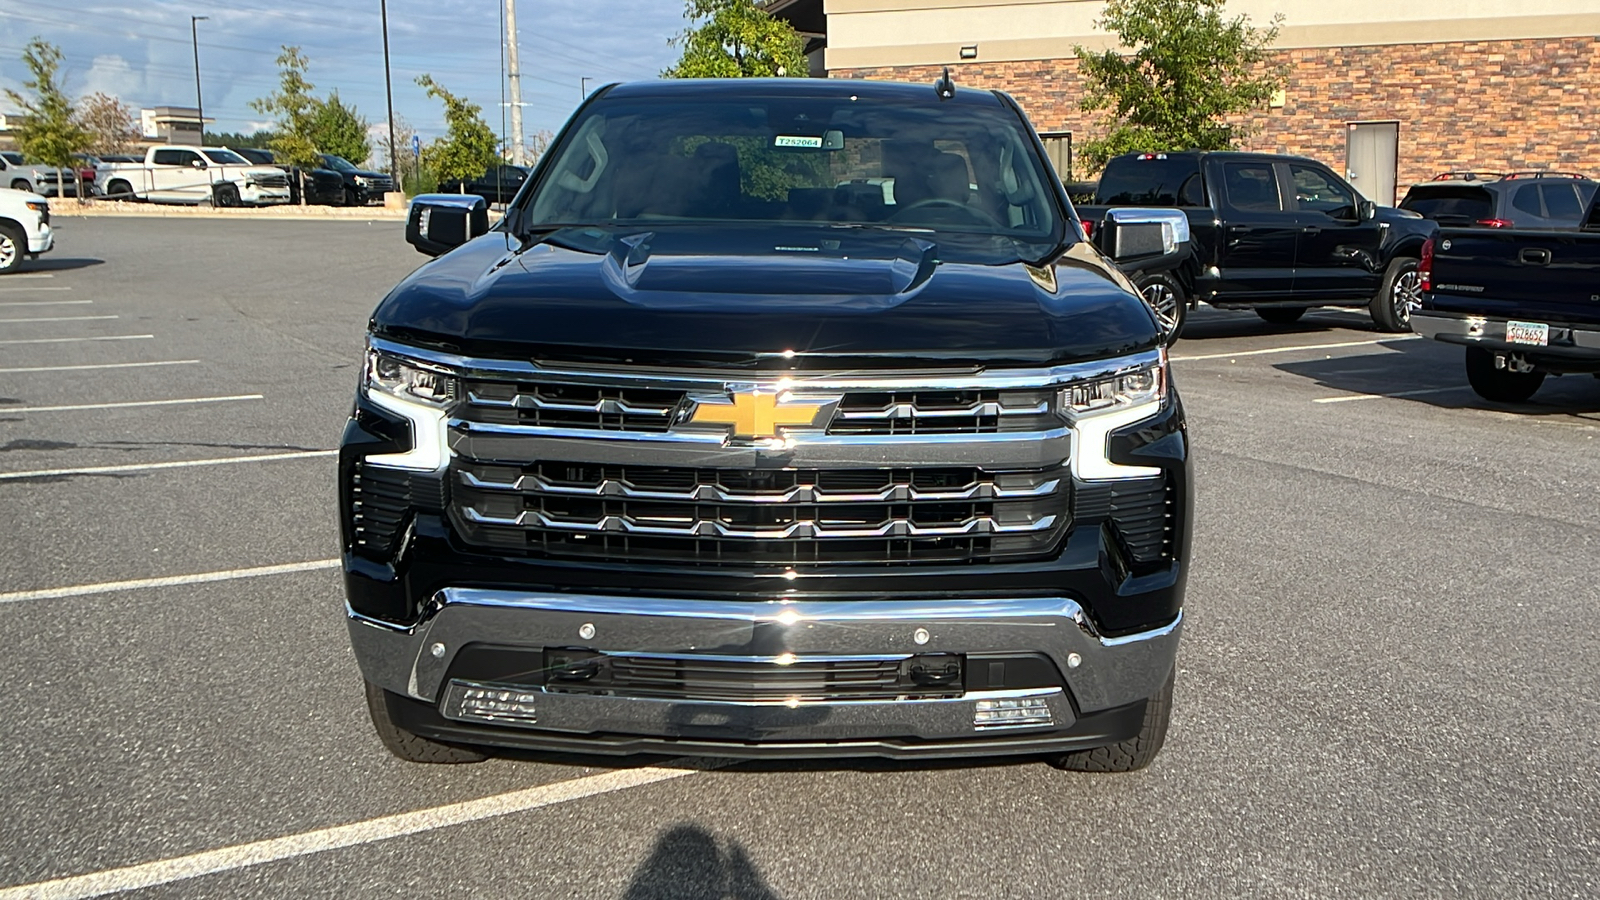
top-left (774, 135), bottom-right (824, 149)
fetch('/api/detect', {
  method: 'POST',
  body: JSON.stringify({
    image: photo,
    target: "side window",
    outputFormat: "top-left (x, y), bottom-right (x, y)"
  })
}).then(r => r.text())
top-left (1288, 165), bottom-right (1356, 217)
top-left (1222, 163), bottom-right (1281, 212)
top-left (152, 150), bottom-right (183, 166)
top-left (1512, 184), bottom-right (1543, 218)
top-left (1177, 173), bottom-right (1206, 207)
top-left (1541, 183), bottom-right (1583, 219)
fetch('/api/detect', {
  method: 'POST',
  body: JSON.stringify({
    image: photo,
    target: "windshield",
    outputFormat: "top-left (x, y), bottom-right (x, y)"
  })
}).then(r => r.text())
top-left (1, 151), bottom-right (22, 165)
top-left (322, 155), bottom-right (357, 172)
top-left (204, 149), bottom-right (250, 166)
top-left (524, 94), bottom-right (1063, 242)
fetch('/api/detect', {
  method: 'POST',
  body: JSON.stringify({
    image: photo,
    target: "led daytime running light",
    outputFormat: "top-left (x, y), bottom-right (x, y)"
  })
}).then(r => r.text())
top-left (365, 349), bottom-right (458, 406)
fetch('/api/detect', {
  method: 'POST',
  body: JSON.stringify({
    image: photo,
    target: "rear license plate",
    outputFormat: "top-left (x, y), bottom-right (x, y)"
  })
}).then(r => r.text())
top-left (1506, 321), bottom-right (1549, 346)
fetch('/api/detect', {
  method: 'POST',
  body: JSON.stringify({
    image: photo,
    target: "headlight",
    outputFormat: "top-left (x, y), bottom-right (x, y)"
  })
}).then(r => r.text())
top-left (1063, 354), bottom-right (1168, 480)
top-left (1059, 358), bottom-right (1166, 419)
top-left (354, 175), bottom-right (369, 186)
top-left (365, 349), bottom-right (457, 406)
top-left (25, 200), bottom-right (47, 215)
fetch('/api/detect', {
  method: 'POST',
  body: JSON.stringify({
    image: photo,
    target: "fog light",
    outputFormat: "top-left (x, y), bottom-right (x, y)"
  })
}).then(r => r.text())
top-left (454, 683), bottom-right (539, 725)
top-left (973, 696), bottom-right (1053, 728)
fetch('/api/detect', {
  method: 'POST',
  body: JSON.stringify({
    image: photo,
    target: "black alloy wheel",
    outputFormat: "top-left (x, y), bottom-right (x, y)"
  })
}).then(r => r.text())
top-left (1137, 273), bottom-right (1188, 341)
top-left (213, 183), bottom-right (241, 208)
top-left (1372, 257), bottom-right (1421, 333)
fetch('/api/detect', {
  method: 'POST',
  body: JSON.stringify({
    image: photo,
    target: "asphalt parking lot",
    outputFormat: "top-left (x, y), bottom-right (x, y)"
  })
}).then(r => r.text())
top-left (1, 217), bottom-right (1597, 899)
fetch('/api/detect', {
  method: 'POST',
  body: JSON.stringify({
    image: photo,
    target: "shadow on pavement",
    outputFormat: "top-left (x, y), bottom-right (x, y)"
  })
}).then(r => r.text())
top-left (1177, 307), bottom-right (1379, 343)
top-left (1273, 339), bottom-right (1600, 417)
top-left (23, 256), bottom-right (104, 272)
top-left (622, 824), bottom-right (782, 900)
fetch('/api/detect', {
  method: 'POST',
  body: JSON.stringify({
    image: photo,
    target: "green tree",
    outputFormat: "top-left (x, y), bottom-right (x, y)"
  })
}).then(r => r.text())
top-left (4, 38), bottom-right (91, 181)
top-left (310, 91), bottom-right (371, 165)
top-left (250, 46), bottom-right (320, 168)
top-left (1074, 0), bottom-right (1285, 173)
top-left (205, 130), bottom-right (276, 150)
top-left (415, 75), bottom-right (498, 182)
top-left (665, 0), bottom-right (806, 78)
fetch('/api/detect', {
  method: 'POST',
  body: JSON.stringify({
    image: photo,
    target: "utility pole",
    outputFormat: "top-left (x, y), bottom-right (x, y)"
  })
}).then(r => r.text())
top-left (581, 77), bottom-right (590, 100)
top-left (504, 0), bottom-right (525, 165)
top-left (190, 16), bottom-right (208, 142)
top-left (380, 0), bottom-right (398, 189)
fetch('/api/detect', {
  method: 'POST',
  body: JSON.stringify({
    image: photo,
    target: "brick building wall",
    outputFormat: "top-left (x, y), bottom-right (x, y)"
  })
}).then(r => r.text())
top-left (833, 36), bottom-right (1600, 197)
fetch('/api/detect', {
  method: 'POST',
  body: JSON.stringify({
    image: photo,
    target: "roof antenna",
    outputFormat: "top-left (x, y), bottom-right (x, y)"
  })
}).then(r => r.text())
top-left (934, 66), bottom-right (955, 100)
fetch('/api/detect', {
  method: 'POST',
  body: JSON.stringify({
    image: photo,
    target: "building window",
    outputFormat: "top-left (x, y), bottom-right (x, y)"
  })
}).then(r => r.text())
top-left (1038, 132), bottom-right (1073, 182)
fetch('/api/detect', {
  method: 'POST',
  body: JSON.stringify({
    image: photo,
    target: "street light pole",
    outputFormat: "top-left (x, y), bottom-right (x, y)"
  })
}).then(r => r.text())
top-left (581, 77), bottom-right (590, 100)
top-left (380, 0), bottom-right (397, 190)
top-left (191, 16), bottom-right (208, 142)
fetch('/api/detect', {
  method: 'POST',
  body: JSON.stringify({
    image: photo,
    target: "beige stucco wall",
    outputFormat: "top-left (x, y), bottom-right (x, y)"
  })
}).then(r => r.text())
top-left (823, 0), bottom-right (1600, 68)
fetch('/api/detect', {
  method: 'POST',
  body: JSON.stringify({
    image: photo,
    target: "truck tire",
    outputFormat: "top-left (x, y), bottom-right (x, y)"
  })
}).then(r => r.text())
top-left (1137, 273), bottom-right (1188, 341)
top-left (1255, 307), bottom-right (1306, 325)
top-left (107, 179), bottom-right (133, 201)
top-left (344, 187), bottom-right (361, 207)
top-left (1370, 257), bottom-right (1420, 333)
top-left (1465, 348), bottom-right (1545, 403)
top-left (213, 184), bottom-right (241, 208)
top-left (1048, 666), bottom-right (1174, 773)
top-left (0, 223), bottom-right (25, 274)
top-left (363, 680), bottom-right (489, 764)
top-left (10, 179), bottom-right (29, 193)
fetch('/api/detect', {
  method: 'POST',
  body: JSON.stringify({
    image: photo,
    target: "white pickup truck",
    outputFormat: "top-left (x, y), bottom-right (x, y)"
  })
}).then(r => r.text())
top-left (98, 146), bottom-right (291, 207)
top-left (0, 187), bottom-right (54, 274)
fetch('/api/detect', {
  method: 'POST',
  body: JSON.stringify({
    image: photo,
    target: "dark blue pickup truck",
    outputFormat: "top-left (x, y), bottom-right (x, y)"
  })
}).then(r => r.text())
top-left (1412, 195), bottom-right (1600, 401)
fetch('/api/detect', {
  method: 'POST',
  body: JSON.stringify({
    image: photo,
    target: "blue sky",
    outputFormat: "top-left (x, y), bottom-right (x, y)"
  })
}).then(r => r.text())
top-left (0, 0), bottom-right (685, 162)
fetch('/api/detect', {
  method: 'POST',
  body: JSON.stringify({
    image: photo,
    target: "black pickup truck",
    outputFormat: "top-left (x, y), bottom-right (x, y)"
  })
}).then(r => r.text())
top-left (1078, 151), bottom-right (1438, 336)
top-left (343, 77), bottom-right (1191, 771)
top-left (1412, 194), bottom-right (1600, 401)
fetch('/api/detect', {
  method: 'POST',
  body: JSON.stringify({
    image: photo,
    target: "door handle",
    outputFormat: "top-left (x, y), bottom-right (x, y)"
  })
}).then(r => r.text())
top-left (1519, 248), bottom-right (1552, 265)
top-left (1302, 226), bottom-right (1321, 234)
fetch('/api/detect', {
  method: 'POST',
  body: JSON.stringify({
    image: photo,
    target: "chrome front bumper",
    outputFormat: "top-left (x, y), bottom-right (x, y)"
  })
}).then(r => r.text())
top-left (348, 590), bottom-right (1181, 747)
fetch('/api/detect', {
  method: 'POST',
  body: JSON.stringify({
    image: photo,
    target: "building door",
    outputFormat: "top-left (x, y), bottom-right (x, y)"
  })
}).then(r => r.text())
top-left (1345, 121), bottom-right (1399, 206)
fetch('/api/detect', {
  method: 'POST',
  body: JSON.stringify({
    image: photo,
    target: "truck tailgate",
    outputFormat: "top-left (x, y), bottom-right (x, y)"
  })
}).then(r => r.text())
top-left (1431, 229), bottom-right (1600, 327)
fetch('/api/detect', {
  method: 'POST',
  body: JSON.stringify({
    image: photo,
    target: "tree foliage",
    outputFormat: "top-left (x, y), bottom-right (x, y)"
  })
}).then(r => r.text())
top-left (250, 46), bottom-right (321, 167)
top-left (310, 91), bottom-right (370, 165)
top-left (1074, 0), bottom-right (1285, 173)
top-left (75, 92), bottom-right (141, 155)
top-left (415, 75), bottom-right (499, 182)
top-left (665, 0), bottom-right (806, 78)
top-left (3, 38), bottom-right (91, 167)
top-left (206, 130), bottom-right (276, 149)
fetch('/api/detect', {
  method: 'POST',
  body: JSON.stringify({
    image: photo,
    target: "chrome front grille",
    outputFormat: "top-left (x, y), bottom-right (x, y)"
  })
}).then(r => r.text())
top-left (254, 173), bottom-right (290, 188)
top-left (457, 379), bottom-right (1059, 437)
top-left (450, 461), bottom-right (1069, 565)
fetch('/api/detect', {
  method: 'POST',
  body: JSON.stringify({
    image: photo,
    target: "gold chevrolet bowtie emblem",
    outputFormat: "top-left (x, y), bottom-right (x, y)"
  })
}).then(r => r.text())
top-left (687, 390), bottom-right (832, 440)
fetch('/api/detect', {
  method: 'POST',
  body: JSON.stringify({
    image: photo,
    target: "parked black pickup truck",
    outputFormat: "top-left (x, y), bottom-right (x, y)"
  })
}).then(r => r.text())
top-left (1412, 194), bottom-right (1600, 402)
top-left (343, 77), bottom-right (1191, 771)
top-left (1077, 151), bottom-right (1438, 336)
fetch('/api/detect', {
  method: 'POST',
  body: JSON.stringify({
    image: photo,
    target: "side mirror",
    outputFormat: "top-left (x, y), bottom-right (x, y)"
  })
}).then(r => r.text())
top-left (1358, 199), bottom-right (1377, 220)
top-left (190, 159), bottom-right (207, 169)
top-left (1095, 208), bottom-right (1191, 263)
top-left (407, 193), bottom-right (490, 257)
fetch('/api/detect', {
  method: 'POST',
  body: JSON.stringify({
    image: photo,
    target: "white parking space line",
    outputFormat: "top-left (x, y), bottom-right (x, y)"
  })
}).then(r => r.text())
top-left (0, 359), bottom-right (198, 374)
top-left (0, 764), bottom-right (714, 900)
top-left (0, 285), bottom-right (71, 292)
top-left (0, 448), bottom-right (334, 480)
top-left (1172, 335), bottom-right (1420, 362)
top-left (1312, 386), bottom-right (1465, 404)
top-left (0, 558), bottom-right (339, 605)
top-left (0, 334), bottom-right (152, 346)
top-left (3, 394), bottom-right (262, 414)
top-left (0, 450), bottom-right (336, 482)
top-left (1, 273), bottom-right (55, 279)
top-left (0, 315), bottom-right (117, 324)
top-left (0, 299), bottom-right (93, 307)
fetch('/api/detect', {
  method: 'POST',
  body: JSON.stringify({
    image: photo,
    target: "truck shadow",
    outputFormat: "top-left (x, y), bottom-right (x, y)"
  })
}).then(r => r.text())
top-left (1273, 340), bottom-right (1600, 417)
top-left (622, 824), bottom-right (782, 900)
top-left (1178, 307), bottom-right (1379, 342)
top-left (23, 256), bottom-right (104, 272)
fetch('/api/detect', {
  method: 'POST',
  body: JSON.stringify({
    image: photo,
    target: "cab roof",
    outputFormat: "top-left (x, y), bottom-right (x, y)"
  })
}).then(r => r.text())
top-left (599, 78), bottom-right (1006, 108)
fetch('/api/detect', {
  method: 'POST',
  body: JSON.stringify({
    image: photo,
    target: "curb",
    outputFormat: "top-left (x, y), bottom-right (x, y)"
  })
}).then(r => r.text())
top-left (48, 203), bottom-right (410, 221)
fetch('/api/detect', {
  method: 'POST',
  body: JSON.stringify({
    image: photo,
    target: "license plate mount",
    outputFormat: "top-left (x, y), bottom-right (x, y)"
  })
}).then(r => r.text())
top-left (1505, 320), bottom-right (1549, 346)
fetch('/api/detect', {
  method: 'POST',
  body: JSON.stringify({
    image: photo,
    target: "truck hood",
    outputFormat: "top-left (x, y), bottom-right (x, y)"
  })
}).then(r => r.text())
top-left (371, 225), bottom-right (1159, 368)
